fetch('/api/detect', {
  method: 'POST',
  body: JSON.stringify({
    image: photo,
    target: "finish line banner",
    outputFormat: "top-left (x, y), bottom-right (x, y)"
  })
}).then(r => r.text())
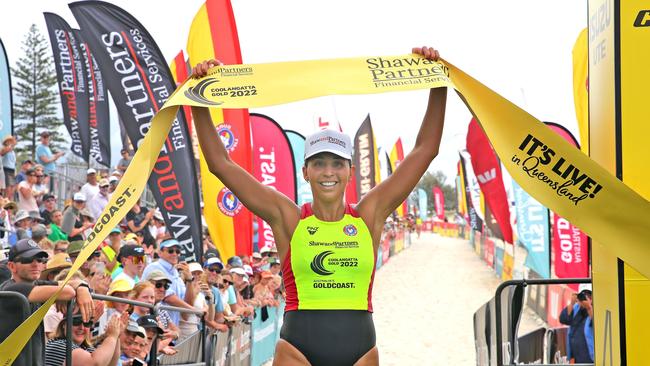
top-left (2, 53), bottom-right (650, 363)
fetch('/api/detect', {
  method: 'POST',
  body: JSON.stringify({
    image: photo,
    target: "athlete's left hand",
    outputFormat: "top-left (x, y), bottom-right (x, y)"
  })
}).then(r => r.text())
top-left (412, 46), bottom-right (440, 61)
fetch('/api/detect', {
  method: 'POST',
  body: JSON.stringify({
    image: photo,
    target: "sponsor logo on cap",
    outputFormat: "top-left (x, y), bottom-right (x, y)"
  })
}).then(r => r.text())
top-left (217, 187), bottom-right (242, 217)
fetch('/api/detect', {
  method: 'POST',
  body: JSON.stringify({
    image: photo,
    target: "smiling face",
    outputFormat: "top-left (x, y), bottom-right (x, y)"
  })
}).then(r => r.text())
top-left (302, 152), bottom-right (354, 204)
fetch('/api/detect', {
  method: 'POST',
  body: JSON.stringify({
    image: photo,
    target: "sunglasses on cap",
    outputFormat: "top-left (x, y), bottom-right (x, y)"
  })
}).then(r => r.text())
top-left (153, 281), bottom-right (170, 290)
top-left (164, 248), bottom-right (181, 255)
top-left (72, 317), bottom-right (94, 328)
top-left (16, 256), bottom-right (48, 264)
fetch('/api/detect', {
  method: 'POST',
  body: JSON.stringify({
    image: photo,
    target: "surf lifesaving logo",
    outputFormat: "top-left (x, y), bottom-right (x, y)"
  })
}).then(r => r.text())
top-left (217, 187), bottom-right (242, 217)
top-left (311, 251), bottom-right (334, 276)
top-left (343, 224), bottom-right (358, 236)
top-left (184, 78), bottom-right (223, 106)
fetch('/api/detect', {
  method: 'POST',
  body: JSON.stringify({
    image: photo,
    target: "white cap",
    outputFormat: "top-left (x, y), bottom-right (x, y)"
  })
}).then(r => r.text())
top-left (109, 176), bottom-right (119, 183)
top-left (73, 192), bottom-right (86, 202)
top-left (86, 168), bottom-right (97, 175)
top-left (252, 252), bottom-right (262, 259)
top-left (304, 129), bottom-right (352, 160)
top-left (188, 262), bottom-right (203, 274)
top-left (230, 267), bottom-right (247, 277)
top-left (578, 283), bottom-right (592, 293)
top-left (243, 264), bottom-right (253, 276)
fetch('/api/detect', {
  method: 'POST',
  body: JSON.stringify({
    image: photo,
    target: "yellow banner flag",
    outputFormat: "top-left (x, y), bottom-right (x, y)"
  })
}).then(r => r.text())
top-left (2, 53), bottom-right (649, 364)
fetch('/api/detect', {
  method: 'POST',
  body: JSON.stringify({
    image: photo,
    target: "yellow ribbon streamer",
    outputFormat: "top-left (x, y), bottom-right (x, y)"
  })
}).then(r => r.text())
top-left (2, 54), bottom-right (649, 364)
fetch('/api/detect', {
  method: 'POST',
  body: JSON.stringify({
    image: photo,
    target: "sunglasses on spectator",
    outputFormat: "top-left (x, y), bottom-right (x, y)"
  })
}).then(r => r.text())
top-left (36, 175), bottom-right (44, 178)
top-left (72, 317), bottom-right (94, 328)
top-left (130, 256), bottom-right (146, 264)
top-left (100, 185), bottom-right (109, 189)
top-left (164, 248), bottom-right (181, 255)
top-left (16, 256), bottom-right (48, 264)
top-left (153, 281), bottom-right (170, 290)
top-left (86, 251), bottom-right (101, 261)
top-left (223, 280), bottom-right (233, 285)
top-left (207, 266), bottom-right (221, 273)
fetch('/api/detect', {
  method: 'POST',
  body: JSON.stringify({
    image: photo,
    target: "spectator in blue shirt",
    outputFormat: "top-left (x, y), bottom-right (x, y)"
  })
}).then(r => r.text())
top-left (141, 239), bottom-right (197, 325)
top-left (35, 132), bottom-right (64, 176)
top-left (559, 284), bottom-right (594, 364)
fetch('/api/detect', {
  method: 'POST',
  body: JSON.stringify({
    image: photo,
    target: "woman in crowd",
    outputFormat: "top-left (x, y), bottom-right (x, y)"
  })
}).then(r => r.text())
top-left (45, 311), bottom-right (123, 366)
top-left (144, 270), bottom-right (181, 348)
top-left (178, 262), bottom-right (214, 339)
top-left (191, 46), bottom-right (446, 366)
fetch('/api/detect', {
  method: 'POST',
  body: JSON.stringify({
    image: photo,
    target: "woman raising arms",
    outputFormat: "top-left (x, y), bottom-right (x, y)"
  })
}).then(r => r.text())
top-left (191, 46), bottom-right (446, 366)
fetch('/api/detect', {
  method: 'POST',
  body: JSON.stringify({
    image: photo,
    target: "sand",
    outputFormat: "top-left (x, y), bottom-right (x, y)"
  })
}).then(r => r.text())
top-left (372, 232), bottom-right (539, 365)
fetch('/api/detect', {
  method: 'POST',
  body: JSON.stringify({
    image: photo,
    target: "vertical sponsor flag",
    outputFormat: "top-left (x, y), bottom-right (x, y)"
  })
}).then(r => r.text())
top-left (186, 0), bottom-right (253, 258)
top-left (389, 138), bottom-right (407, 216)
top-left (70, 1), bottom-right (203, 261)
top-left (572, 28), bottom-right (589, 154)
top-left (417, 188), bottom-right (428, 221)
top-left (75, 30), bottom-right (111, 167)
top-left (43, 13), bottom-right (91, 160)
top-left (250, 113), bottom-right (296, 251)
top-left (545, 122), bottom-right (589, 289)
top-left (0, 37), bottom-right (12, 137)
top-left (459, 152), bottom-right (483, 232)
top-left (169, 50), bottom-right (193, 135)
top-left (353, 114), bottom-right (380, 200)
top-left (457, 162), bottom-right (467, 217)
top-left (512, 179), bottom-right (550, 278)
top-left (466, 118), bottom-right (513, 243)
top-left (432, 186), bottom-right (445, 220)
top-left (286, 130), bottom-right (312, 206)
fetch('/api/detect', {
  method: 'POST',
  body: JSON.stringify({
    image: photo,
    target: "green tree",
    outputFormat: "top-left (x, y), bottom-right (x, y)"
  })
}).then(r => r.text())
top-left (416, 170), bottom-right (458, 216)
top-left (12, 24), bottom-right (65, 160)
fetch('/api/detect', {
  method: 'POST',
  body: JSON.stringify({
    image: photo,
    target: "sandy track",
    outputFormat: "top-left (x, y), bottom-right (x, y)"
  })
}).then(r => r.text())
top-left (372, 232), bottom-right (503, 365)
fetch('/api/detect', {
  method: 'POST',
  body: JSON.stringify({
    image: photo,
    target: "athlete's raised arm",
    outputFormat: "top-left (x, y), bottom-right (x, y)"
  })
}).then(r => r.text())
top-left (190, 60), bottom-right (299, 228)
top-left (358, 46), bottom-right (447, 232)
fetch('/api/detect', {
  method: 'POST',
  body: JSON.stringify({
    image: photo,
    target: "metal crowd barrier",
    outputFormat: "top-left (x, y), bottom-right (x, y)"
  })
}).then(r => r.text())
top-left (494, 278), bottom-right (593, 366)
top-left (64, 293), bottom-right (207, 366)
top-left (0, 291), bottom-right (34, 366)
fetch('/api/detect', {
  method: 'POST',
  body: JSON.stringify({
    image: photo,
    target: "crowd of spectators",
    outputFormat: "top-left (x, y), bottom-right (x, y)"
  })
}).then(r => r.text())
top-left (0, 134), bottom-right (286, 366)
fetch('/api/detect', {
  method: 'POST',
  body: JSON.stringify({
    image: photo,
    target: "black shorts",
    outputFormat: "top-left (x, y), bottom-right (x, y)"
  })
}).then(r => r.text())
top-left (280, 310), bottom-right (376, 366)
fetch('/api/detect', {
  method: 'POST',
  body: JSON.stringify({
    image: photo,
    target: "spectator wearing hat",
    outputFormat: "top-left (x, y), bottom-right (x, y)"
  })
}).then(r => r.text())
top-left (61, 192), bottom-right (92, 242)
top-left (88, 178), bottom-right (111, 221)
top-left (99, 227), bottom-right (123, 278)
top-left (254, 270), bottom-right (279, 307)
top-left (12, 210), bottom-right (33, 242)
top-left (47, 210), bottom-right (68, 242)
top-left (226, 255), bottom-right (243, 270)
top-left (100, 279), bottom-right (134, 330)
top-left (143, 270), bottom-right (180, 342)
top-left (15, 159), bottom-right (33, 185)
top-left (45, 310), bottom-right (123, 366)
top-left (126, 199), bottom-right (155, 247)
top-left (559, 283), bottom-right (594, 364)
top-left (117, 149), bottom-right (132, 174)
top-left (66, 240), bottom-right (101, 278)
top-left (78, 208), bottom-right (95, 239)
top-left (251, 251), bottom-right (268, 273)
top-left (35, 131), bottom-right (64, 177)
top-left (228, 267), bottom-right (254, 317)
top-left (268, 257), bottom-right (281, 276)
top-left (136, 314), bottom-right (175, 358)
top-left (31, 224), bottom-right (51, 245)
top-left (107, 175), bottom-right (119, 193)
top-left (1, 135), bottom-right (17, 199)
top-left (80, 168), bottom-right (100, 201)
top-left (119, 319), bottom-right (147, 365)
top-left (113, 245), bottom-right (145, 286)
top-left (40, 194), bottom-right (56, 226)
top-left (151, 209), bottom-right (168, 246)
top-left (141, 239), bottom-right (196, 326)
top-left (17, 167), bottom-right (39, 213)
top-left (40, 253), bottom-right (72, 281)
top-left (203, 257), bottom-right (228, 332)
top-left (0, 239), bottom-right (93, 366)
top-left (178, 262), bottom-right (215, 339)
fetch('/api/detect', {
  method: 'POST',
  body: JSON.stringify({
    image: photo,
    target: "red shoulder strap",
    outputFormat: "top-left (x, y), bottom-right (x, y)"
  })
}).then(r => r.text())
top-left (345, 204), bottom-right (360, 218)
top-left (301, 203), bottom-right (313, 219)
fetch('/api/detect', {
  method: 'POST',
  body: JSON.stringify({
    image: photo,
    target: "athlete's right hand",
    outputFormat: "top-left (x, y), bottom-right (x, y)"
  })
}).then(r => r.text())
top-left (191, 59), bottom-right (223, 78)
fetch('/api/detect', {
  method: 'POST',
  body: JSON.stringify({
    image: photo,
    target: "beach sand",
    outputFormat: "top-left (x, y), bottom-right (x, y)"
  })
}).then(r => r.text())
top-left (372, 232), bottom-right (540, 365)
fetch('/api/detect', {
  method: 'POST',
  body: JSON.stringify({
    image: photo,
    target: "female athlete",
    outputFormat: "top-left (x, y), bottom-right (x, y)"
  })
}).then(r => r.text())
top-left (191, 46), bottom-right (446, 366)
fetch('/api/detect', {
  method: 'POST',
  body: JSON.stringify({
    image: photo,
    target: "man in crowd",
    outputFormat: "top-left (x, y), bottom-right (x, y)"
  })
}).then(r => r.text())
top-left (80, 169), bottom-right (99, 201)
top-left (119, 320), bottom-right (148, 366)
top-left (62, 192), bottom-right (92, 242)
top-left (0, 238), bottom-right (93, 366)
top-left (117, 149), bottom-right (131, 174)
top-left (141, 239), bottom-right (197, 325)
top-left (35, 132), bottom-right (64, 178)
top-left (30, 224), bottom-right (49, 245)
top-left (113, 244), bottom-right (145, 286)
top-left (559, 284), bottom-right (594, 364)
top-left (40, 194), bottom-right (56, 226)
top-left (13, 210), bottom-right (32, 241)
top-left (126, 200), bottom-right (155, 248)
top-left (87, 178), bottom-right (111, 220)
top-left (203, 257), bottom-right (228, 332)
top-left (15, 159), bottom-right (32, 185)
top-left (108, 175), bottom-right (119, 193)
